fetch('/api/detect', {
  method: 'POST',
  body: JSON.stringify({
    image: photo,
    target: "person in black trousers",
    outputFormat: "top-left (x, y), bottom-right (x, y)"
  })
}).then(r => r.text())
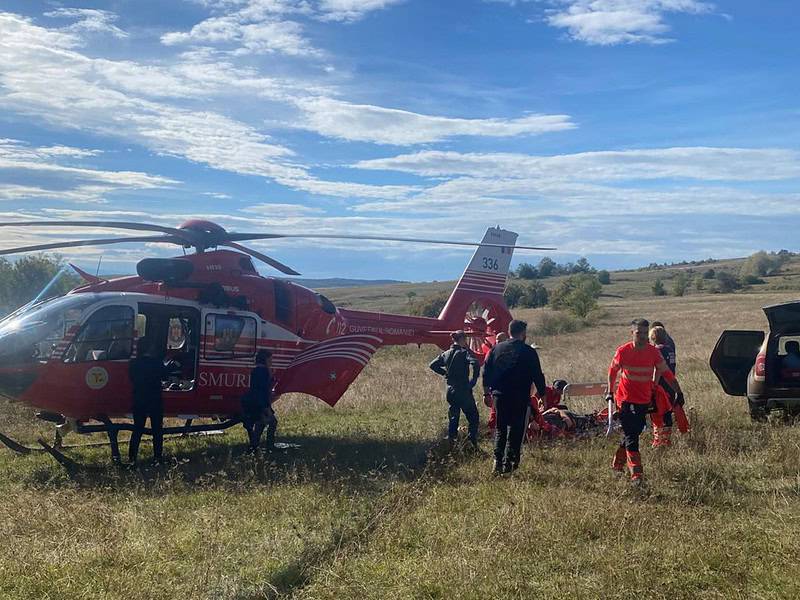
top-left (241, 349), bottom-right (276, 453)
top-left (128, 338), bottom-right (173, 465)
top-left (483, 319), bottom-right (546, 475)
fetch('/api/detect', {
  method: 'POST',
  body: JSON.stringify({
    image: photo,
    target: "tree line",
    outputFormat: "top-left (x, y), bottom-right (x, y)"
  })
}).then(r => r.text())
top-left (0, 255), bottom-right (79, 318)
top-left (410, 271), bottom-right (605, 319)
top-left (651, 250), bottom-right (792, 297)
top-left (512, 256), bottom-right (607, 280)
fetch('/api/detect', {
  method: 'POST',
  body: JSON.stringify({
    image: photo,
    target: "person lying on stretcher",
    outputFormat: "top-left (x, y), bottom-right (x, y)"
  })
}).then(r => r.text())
top-left (526, 403), bottom-right (607, 439)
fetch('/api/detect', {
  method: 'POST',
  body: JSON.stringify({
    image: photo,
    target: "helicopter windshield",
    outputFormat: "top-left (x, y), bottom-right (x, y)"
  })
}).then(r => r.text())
top-left (0, 295), bottom-right (96, 363)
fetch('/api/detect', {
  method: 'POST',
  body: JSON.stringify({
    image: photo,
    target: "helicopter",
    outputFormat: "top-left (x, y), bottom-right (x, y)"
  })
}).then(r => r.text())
top-left (0, 219), bottom-right (551, 462)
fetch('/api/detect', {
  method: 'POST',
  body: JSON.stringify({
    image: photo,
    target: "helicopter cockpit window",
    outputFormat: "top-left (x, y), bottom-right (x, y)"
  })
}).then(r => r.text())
top-left (65, 305), bottom-right (135, 363)
top-left (0, 295), bottom-right (95, 363)
top-left (316, 294), bottom-right (337, 315)
top-left (205, 314), bottom-right (256, 359)
top-left (239, 256), bottom-right (257, 274)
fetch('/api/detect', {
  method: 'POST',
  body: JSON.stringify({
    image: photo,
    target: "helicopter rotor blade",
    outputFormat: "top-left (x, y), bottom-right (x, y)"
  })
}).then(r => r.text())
top-left (0, 221), bottom-right (196, 243)
top-left (0, 235), bottom-right (183, 256)
top-left (222, 242), bottom-right (301, 276)
top-left (225, 232), bottom-right (555, 251)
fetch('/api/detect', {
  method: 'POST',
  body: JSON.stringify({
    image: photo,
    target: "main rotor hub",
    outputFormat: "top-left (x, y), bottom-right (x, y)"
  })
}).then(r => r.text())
top-left (178, 220), bottom-right (227, 235)
top-left (177, 220), bottom-right (228, 251)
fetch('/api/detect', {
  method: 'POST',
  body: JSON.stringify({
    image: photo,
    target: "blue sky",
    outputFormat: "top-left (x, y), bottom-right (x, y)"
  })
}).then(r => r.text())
top-left (0, 0), bottom-right (798, 280)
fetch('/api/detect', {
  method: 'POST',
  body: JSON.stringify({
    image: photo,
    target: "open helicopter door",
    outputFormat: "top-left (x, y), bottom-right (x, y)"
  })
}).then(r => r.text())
top-left (137, 302), bottom-right (200, 394)
top-left (198, 308), bottom-right (260, 412)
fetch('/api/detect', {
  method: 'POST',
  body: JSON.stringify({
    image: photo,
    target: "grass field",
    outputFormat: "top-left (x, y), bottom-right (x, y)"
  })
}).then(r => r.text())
top-left (1, 288), bottom-right (800, 598)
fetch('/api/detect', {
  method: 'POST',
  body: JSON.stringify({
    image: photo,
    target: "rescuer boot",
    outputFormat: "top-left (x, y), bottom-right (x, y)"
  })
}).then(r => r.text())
top-left (612, 446), bottom-right (626, 473)
top-left (492, 459), bottom-right (503, 476)
top-left (626, 450), bottom-right (643, 482)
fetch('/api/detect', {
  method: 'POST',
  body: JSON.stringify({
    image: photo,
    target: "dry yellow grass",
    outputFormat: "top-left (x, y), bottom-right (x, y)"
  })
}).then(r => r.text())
top-left (0, 290), bottom-right (799, 599)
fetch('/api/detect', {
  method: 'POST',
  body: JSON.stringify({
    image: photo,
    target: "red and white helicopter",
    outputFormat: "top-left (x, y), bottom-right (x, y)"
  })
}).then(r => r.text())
top-left (0, 220), bottom-right (549, 462)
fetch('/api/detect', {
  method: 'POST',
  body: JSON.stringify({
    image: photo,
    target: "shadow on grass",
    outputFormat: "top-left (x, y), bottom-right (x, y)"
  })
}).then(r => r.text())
top-left (23, 428), bottom-right (484, 497)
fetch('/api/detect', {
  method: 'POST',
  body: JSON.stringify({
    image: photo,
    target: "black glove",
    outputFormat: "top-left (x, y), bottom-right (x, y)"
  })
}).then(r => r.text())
top-left (674, 391), bottom-right (685, 406)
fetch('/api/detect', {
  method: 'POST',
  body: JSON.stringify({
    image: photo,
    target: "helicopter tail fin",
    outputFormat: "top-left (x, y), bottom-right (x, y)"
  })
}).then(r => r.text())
top-left (437, 226), bottom-right (518, 328)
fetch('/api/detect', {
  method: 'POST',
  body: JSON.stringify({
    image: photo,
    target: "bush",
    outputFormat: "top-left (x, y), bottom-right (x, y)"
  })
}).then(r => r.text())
top-left (740, 274), bottom-right (765, 285)
top-left (550, 274), bottom-right (602, 318)
top-left (572, 257), bottom-right (595, 274)
top-left (519, 281), bottom-right (549, 308)
top-left (505, 281), bottom-right (549, 309)
top-left (652, 279), bottom-right (666, 296)
top-left (537, 257), bottom-right (556, 278)
top-left (504, 282), bottom-right (526, 309)
top-left (713, 271), bottom-right (741, 294)
top-left (409, 292), bottom-right (449, 317)
top-left (694, 276), bottom-right (705, 291)
top-left (515, 263), bottom-right (539, 280)
top-left (672, 272), bottom-right (690, 297)
top-left (597, 270), bottom-right (610, 285)
top-left (702, 268), bottom-right (716, 280)
top-left (534, 311), bottom-right (584, 336)
top-left (740, 250), bottom-right (786, 280)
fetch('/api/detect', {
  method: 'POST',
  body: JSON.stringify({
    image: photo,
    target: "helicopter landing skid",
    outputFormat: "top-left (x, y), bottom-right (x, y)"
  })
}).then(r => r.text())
top-left (37, 438), bottom-right (79, 469)
top-left (0, 418), bottom-right (237, 461)
top-left (0, 431), bottom-right (126, 455)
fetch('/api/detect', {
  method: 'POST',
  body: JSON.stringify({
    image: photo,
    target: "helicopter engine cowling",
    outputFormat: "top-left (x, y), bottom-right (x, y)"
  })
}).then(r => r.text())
top-left (137, 258), bottom-right (194, 283)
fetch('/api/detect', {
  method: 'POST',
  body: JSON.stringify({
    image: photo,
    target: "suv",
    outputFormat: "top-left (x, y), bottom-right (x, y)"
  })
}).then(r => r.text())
top-left (710, 300), bottom-right (800, 421)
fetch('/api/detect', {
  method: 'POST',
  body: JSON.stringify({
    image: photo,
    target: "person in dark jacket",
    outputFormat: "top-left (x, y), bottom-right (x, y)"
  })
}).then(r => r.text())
top-left (483, 319), bottom-right (546, 474)
top-left (241, 349), bottom-right (276, 453)
top-left (128, 338), bottom-right (174, 465)
top-left (429, 330), bottom-right (481, 449)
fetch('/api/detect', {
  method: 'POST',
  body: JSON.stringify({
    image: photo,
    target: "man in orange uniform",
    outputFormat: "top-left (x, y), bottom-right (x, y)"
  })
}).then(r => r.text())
top-left (606, 318), bottom-right (683, 485)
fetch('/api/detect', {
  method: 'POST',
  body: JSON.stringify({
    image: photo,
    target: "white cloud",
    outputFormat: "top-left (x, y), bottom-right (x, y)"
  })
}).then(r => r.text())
top-left (354, 147), bottom-right (800, 181)
top-left (0, 13), bottom-right (407, 200)
top-left (317, 0), bottom-right (405, 22)
top-left (44, 8), bottom-right (128, 39)
top-left (242, 202), bottom-right (324, 215)
top-left (349, 147), bottom-right (800, 220)
top-left (162, 15), bottom-right (321, 57)
top-left (544, 0), bottom-right (715, 45)
top-left (162, 0), bottom-right (406, 56)
top-left (294, 97), bottom-right (575, 144)
top-left (0, 139), bottom-right (177, 203)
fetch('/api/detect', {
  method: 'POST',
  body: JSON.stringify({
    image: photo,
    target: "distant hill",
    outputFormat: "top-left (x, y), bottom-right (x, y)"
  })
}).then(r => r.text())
top-left (283, 277), bottom-right (407, 289)
top-left (321, 253), bottom-right (800, 315)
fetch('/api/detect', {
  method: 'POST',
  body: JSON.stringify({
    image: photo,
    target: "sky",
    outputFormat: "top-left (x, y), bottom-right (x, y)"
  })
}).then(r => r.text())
top-left (0, 0), bottom-right (798, 281)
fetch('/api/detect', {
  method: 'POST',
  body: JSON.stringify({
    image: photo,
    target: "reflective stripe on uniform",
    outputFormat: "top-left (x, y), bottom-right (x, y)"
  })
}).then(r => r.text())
top-left (621, 373), bottom-right (653, 382)
top-left (621, 365), bottom-right (654, 373)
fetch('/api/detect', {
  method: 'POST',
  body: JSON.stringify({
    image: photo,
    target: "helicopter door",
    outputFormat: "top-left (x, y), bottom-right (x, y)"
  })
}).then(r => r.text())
top-left (137, 303), bottom-right (200, 391)
top-left (201, 311), bottom-right (258, 362)
top-left (199, 310), bottom-right (259, 399)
